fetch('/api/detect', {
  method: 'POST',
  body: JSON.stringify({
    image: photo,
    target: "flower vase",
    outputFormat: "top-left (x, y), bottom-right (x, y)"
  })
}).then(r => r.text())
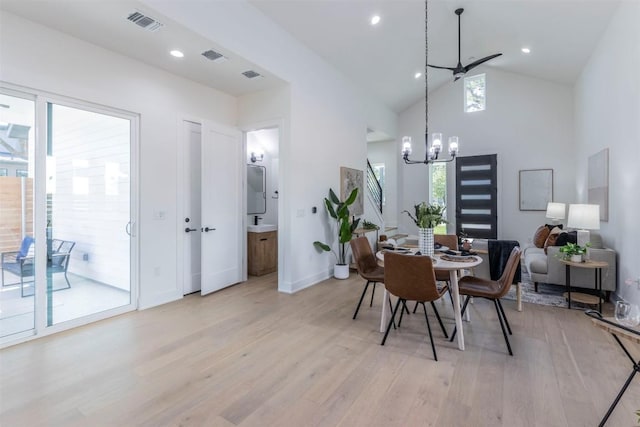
top-left (419, 228), bottom-right (434, 257)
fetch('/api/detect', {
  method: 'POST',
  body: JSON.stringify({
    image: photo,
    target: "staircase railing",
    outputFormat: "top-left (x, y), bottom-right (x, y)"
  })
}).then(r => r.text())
top-left (367, 160), bottom-right (383, 214)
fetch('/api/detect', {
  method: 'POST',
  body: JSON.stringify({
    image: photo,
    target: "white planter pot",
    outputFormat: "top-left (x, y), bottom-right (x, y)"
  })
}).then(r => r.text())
top-left (419, 228), bottom-right (435, 257)
top-left (570, 254), bottom-right (582, 263)
top-left (334, 264), bottom-right (350, 279)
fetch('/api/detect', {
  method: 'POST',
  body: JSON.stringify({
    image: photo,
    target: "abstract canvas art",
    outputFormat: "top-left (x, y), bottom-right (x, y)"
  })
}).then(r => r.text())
top-left (340, 167), bottom-right (364, 216)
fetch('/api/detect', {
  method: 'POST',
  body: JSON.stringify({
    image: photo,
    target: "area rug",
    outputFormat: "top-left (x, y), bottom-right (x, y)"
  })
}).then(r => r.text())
top-left (501, 271), bottom-right (600, 309)
top-left (503, 281), bottom-right (568, 308)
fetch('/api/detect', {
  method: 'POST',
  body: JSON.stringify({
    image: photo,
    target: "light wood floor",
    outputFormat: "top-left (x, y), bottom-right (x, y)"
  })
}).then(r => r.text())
top-left (1, 272), bottom-right (639, 427)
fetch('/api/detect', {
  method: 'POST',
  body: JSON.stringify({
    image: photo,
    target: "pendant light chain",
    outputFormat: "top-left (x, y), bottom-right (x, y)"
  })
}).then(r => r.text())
top-left (425, 0), bottom-right (429, 147)
top-left (401, 0), bottom-right (458, 165)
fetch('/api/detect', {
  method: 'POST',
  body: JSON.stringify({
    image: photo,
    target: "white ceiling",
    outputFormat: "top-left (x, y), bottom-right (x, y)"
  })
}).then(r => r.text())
top-left (1, 0), bottom-right (620, 114)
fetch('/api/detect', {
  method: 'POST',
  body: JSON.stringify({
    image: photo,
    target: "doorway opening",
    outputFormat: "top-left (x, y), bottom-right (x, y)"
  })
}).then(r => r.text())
top-left (245, 127), bottom-right (279, 282)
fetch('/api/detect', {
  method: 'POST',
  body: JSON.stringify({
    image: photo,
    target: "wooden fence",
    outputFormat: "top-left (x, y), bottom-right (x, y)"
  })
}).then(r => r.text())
top-left (0, 177), bottom-right (34, 253)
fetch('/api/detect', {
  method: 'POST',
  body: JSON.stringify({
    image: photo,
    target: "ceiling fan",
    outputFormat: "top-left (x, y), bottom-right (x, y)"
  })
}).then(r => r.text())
top-left (428, 8), bottom-right (502, 82)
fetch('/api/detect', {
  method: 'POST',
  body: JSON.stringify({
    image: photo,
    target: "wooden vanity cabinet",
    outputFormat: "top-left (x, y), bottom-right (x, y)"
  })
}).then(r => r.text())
top-left (248, 231), bottom-right (277, 276)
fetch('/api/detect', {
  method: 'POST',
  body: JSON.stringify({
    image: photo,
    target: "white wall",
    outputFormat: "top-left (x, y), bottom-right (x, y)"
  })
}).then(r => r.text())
top-left (398, 68), bottom-right (576, 247)
top-left (575, 1), bottom-right (640, 305)
top-left (147, 0), bottom-right (398, 292)
top-left (0, 13), bottom-right (237, 308)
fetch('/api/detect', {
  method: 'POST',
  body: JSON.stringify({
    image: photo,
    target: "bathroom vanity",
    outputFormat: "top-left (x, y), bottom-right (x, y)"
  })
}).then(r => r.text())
top-left (247, 224), bottom-right (277, 276)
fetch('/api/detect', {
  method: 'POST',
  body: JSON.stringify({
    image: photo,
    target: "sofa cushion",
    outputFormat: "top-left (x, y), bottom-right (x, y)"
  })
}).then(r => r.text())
top-left (525, 247), bottom-right (548, 274)
top-left (533, 226), bottom-right (551, 248)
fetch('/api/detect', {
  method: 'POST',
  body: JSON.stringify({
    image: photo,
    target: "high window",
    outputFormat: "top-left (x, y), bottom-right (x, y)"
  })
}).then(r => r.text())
top-left (464, 73), bottom-right (486, 113)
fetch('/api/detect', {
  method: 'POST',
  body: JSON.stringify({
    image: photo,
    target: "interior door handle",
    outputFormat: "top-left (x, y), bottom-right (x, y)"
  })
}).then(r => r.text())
top-left (203, 227), bottom-right (216, 232)
top-left (185, 227), bottom-right (197, 233)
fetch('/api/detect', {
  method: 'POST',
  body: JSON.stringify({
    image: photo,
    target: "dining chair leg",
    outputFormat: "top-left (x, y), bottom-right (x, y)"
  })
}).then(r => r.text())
top-left (494, 299), bottom-right (513, 356)
top-left (398, 300), bottom-right (410, 327)
top-left (450, 295), bottom-right (471, 342)
top-left (429, 301), bottom-right (449, 338)
top-left (422, 302), bottom-right (438, 361)
top-left (412, 301), bottom-right (419, 313)
top-left (388, 296), bottom-right (397, 329)
top-left (381, 298), bottom-right (403, 345)
top-left (353, 281), bottom-right (371, 320)
top-left (370, 282), bottom-right (376, 307)
top-left (496, 299), bottom-right (512, 335)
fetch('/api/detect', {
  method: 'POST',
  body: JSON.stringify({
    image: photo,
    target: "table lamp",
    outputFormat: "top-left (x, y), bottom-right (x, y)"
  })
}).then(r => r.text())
top-left (567, 204), bottom-right (600, 247)
top-left (545, 202), bottom-right (566, 224)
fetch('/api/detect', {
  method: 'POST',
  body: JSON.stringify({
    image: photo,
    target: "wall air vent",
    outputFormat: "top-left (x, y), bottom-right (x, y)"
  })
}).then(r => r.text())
top-left (126, 10), bottom-right (164, 32)
top-left (242, 70), bottom-right (263, 79)
top-left (202, 49), bottom-right (227, 63)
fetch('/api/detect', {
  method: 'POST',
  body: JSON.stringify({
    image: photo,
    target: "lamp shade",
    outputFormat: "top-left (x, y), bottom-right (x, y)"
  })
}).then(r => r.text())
top-left (567, 204), bottom-right (600, 230)
top-left (545, 202), bottom-right (566, 220)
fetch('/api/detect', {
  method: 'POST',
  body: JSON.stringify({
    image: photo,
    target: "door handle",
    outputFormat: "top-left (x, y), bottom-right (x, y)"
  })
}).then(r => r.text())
top-left (203, 227), bottom-right (216, 232)
top-left (185, 227), bottom-right (197, 233)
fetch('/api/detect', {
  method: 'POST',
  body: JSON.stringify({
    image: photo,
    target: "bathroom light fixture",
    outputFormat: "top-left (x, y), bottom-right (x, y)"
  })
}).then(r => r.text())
top-left (170, 50), bottom-right (184, 58)
top-left (402, 1), bottom-right (459, 165)
top-left (250, 151), bottom-right (264, 163)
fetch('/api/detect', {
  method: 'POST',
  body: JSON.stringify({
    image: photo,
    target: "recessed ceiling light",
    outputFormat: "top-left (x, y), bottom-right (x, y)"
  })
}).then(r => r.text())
top-left (370, 15), bottom-right (381, 25)
top-left (414, 72), bottom-right (422, 79)
top-left (521, 47), bottom-right (531, 54)
top-left (170, 50), bottom-right (184, 58)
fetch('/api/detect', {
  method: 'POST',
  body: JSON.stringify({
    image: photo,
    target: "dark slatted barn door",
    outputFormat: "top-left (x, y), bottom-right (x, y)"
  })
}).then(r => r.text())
top-left (455, 154), bottom-right (497, 239)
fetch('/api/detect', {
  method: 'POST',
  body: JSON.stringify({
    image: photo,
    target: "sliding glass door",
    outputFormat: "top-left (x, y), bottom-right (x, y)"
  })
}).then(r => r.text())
top-left (0, 86), bottom-right (137, 344)
top-left (46, 102), bottom-right (133, 325)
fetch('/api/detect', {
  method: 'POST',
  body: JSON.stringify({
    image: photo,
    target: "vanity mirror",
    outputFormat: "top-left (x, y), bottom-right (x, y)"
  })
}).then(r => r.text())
top-left (247, 164), bottom-right (266, 214)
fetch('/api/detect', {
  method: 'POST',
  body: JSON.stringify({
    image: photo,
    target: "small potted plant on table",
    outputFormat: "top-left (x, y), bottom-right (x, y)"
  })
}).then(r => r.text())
top-left (558, 242), bottom-right (590, 263)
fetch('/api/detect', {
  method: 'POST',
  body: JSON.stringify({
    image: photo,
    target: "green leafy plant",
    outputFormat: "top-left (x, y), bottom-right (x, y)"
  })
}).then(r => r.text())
top-left (361, 220), bottom-right (379, 230)
top-left (558, 242), bottom-right (590, 258)
top-left (636, 409), bottom-right (640, 424)
top-left (313, 188), bottom-right (360, 265)
top-left (403, 202), bottom-right (447, 229)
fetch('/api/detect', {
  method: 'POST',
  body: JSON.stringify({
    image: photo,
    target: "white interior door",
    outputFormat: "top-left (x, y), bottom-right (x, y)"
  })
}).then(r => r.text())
top-left (200, 121), bottom-right (242, 295)
top-left (182, 121), bottom-right (202, 295)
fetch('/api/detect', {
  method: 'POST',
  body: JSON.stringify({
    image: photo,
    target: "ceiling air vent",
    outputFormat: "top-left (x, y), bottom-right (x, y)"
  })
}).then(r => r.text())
top-left (126, 10), bottom-right (164, 32)
top-left (242, 70), bottom-right (263, 79)
top-left (202, 49), bottom-right (227, 63)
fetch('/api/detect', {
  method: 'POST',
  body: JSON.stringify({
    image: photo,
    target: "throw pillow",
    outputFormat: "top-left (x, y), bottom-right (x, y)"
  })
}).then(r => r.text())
top-left (545, 224), bottom-right (563, 230)
top-left (543, 227), bottom-right (563, 254)
top-left (555, 230), bottom-right (578, 247)
top-left (533, 225), bottom-right (551, 248)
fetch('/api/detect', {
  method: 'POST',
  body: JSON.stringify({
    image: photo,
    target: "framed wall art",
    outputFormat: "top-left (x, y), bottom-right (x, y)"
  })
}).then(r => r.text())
top-left (519, 169), bottom-right (553, 211)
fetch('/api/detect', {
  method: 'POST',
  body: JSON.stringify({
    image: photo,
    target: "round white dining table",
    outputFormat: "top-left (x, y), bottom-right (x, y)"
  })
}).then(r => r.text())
top-left (376, 249), bottom-right (483, 351)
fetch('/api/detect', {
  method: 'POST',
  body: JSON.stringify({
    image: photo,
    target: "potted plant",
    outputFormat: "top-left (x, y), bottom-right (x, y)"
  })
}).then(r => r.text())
top-left (314, 188), bottom-right (361, 279)
top-left (558, 242), bottom-right (590, 263)
top-left (403, 202), bottom-right (446, 256)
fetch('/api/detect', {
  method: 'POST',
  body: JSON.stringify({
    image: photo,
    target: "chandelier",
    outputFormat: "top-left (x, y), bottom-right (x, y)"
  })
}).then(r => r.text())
top-left (402, 1), bottom-right (459, 165)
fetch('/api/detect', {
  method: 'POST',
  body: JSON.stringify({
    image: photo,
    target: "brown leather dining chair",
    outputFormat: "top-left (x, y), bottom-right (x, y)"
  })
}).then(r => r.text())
top-left (350, 237), bottom-right (386, 320)
top-left (381, 251), bottom-right (449, 361)
top-left (412, 234), bottom-right (458, 313)
top-left (449, 246), bottom-right (521, 356)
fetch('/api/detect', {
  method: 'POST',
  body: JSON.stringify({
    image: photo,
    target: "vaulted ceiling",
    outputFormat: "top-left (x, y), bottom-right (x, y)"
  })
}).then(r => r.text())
top-left (1, 0), bottom-right (620, 113)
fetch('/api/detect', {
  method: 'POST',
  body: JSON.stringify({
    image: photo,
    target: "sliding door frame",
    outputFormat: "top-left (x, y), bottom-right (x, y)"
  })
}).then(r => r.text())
top-left (0, 82), bottom-right (139, 344)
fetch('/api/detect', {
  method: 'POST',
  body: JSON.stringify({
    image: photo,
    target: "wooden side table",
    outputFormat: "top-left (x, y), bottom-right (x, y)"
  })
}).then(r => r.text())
top-left (559, 259), bottom-right (608, 312)
top-left (586, 310), bottom-right (640, 426)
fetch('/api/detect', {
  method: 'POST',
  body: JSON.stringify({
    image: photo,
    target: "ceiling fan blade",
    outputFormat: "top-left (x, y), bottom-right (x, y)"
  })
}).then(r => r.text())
top-left (427, 64), bottom-right (457, 71)
top-left (463, 53), bottom-right (503, 73)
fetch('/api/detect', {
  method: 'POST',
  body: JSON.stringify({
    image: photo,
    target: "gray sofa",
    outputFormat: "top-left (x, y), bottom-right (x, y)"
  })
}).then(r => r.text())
top-left (523, 232), bottom-right (616, 294)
